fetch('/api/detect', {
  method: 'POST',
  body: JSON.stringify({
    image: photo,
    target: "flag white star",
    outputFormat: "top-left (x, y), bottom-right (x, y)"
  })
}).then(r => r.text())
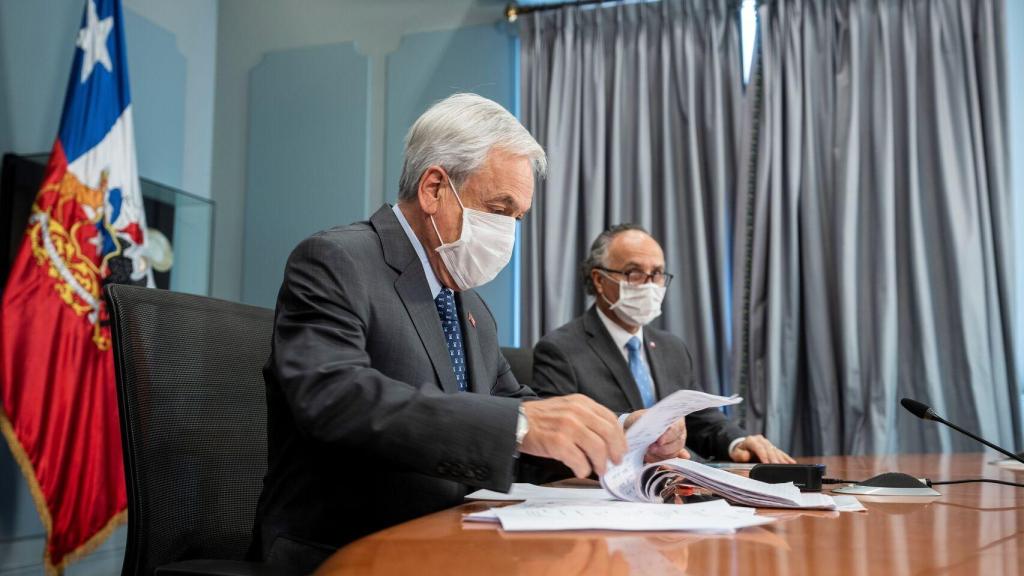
top-left (76, 0), bottom-right (114, 83)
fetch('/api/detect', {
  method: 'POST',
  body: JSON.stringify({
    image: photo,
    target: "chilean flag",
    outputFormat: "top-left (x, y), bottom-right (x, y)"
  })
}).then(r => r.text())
top-left (0, 0), bottom-right (151, 571)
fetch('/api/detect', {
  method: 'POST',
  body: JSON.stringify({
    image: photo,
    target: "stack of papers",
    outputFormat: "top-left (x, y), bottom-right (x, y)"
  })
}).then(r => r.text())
top-left (462, 390), bottom-right (864, 534)
top-left (600, 390), bottom-right (742, 502)
top-left (464, 499), bottom-right (775, 533)
top-left (466, 483), bottom-right (614, 501)
top-left (599, 390), bottom-right (862, 511)
top-left (644, 458), bottom-right (859, 510)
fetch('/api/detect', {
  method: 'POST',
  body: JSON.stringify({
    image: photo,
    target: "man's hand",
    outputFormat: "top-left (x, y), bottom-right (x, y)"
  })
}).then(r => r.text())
top-left (729, 434), bottom-right (795, 464)
top-left (644, 418), bottom-right (690, 463)
top-left (519, 394), bottom-right (627, 478)
top-left (622, 411), bottom-right (690, 464)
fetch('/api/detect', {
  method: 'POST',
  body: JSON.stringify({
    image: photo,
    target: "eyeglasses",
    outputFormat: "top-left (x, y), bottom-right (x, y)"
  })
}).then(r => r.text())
top-left (597, 267), bottom-right (674, 287)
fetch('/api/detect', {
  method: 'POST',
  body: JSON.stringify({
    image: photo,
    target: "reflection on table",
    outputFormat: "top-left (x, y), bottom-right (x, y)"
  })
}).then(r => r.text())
top-left (316, 454), bottom-right (1024, 576)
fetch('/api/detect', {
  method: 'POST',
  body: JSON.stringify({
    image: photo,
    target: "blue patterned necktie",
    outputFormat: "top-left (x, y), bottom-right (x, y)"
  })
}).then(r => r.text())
top-left (434, 288), bottom-right (468, 391)
top-left (625, 336), bottom-right (656, 408)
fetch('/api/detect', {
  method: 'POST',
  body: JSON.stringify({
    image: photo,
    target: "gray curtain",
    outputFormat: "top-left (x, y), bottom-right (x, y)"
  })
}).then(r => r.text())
top-left (734, 0), bottom-right (1020, 455)
top-left (520, 0), bottom-right (744, 398)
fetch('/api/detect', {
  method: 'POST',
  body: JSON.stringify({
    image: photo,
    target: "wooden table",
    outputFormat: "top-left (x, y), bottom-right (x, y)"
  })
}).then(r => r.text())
top-left (315, 454), bottom-right (1024, 575)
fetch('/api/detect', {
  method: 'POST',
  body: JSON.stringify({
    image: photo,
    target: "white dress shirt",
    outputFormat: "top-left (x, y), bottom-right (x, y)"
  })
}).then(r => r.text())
top-left (393, 204), bottom-right (442, 300)
top-left (596, 306), bottom-right (651, 370)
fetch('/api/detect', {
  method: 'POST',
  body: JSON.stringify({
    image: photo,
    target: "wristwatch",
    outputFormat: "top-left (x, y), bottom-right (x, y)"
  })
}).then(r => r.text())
top-left (515, 406), bottom-right (530, 447)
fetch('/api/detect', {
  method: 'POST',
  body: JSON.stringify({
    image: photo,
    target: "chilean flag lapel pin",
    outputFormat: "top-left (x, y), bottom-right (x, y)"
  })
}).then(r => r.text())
top-left (468, 312), bottom-right (477, 328)
top-left (649, 340), bottom-right (656, 349)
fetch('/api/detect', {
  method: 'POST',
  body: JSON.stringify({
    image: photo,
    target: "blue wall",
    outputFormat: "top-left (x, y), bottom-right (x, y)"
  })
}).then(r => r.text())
top-left (0, 2), bottom-right (86, 154)
top-left (0, 4), bottom-right (185, 185)
top-left (242, 44), bottom-right (370, 308)
top-left (241, 23), bottom-right (522, 345)
top-left (127, 11), bottom-right (185, 189)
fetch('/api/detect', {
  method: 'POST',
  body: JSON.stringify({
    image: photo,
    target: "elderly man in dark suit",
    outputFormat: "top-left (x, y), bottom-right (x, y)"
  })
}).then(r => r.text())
top-left (250, 95), bottom-right (690, 572)
top-left (532, 224), bottom-right (795, 464)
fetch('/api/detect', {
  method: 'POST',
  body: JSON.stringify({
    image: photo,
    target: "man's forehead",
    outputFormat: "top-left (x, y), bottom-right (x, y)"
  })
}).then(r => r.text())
top-left (481, 158), bottom-right (533, 215)
top-left (608, 231), bottom-right (663, 263)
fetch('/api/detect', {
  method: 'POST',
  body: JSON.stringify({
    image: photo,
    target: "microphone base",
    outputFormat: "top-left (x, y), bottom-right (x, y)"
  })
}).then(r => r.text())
top-left (990, 457), bottom-right (1024, 471)
top-left (831, 472), bottom-right (941, 497)
top-left (832, 484), bottom-right (940, 497)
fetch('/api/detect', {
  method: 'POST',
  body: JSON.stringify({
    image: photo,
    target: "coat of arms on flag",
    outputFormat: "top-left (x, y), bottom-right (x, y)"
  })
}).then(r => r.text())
top-left (0, 0), bottom-right (151, 572)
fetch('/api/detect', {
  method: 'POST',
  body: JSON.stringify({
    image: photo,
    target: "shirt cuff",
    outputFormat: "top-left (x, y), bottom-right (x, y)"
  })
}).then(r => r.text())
top-left (727, 436), bottom-right (746, 459)
top-left (515, 408), bottom-right (529, 444)
top-left (618, 413), bottom-right (629, 428)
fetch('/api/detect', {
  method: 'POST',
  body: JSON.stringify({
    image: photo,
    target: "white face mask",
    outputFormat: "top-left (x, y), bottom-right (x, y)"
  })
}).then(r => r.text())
top-left (601, 272), bottom-right (667, 326)
top-left (430, 179), bottom-right (517, 291)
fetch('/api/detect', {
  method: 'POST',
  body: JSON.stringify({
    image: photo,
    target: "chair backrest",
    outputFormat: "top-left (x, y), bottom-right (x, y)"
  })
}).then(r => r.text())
top-left (106, 285), bottom-right (274, 576)
top-left (500, 346), bottom-right (533, 389)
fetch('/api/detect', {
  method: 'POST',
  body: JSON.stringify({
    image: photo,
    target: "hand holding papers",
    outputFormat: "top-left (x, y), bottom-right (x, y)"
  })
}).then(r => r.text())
top-left (600, 390), bottom-right (861, 511)
top-left (601, 390), bottom-right (741, 501)
top-left (464, 390), bottom-right (863, 534)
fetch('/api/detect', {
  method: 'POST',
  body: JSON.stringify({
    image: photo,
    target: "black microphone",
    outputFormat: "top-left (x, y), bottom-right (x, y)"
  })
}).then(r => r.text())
top-left (901, 398), bottom-right (1024, 466)
top-left (900, 398), bottom-right (936, 421)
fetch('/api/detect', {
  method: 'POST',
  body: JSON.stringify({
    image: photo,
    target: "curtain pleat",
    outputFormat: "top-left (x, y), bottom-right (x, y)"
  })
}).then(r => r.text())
top-left (736, 0), bottom-right (1019, 455)
top-left (520, 0), bottom-right (743, 399)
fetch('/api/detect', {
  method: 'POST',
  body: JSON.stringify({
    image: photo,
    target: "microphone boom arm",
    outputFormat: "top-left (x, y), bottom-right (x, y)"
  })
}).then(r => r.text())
top-left (901, 398), bottom-right (1024, 466)
top-left (931, 414), bottom-right (1024, 466)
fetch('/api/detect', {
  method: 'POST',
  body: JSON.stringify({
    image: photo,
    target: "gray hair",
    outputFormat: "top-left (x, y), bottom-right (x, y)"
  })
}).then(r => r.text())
top-left (397, 93), bottom-right (547, 202)
top-left (581, 223), bottom-right (650, 295)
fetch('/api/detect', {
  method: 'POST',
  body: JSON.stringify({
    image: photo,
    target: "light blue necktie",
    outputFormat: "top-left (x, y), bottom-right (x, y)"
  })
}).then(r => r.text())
top-left (434, 288), bottom-right (468, 391)
top-left (625, 336), bottom-right (656, 408)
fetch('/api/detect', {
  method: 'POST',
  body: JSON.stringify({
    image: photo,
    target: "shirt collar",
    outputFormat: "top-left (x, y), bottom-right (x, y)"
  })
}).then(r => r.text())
top-left (596, 305), bottom-right (644, 355)
top-left (392, 204), bottom-right (443, 299)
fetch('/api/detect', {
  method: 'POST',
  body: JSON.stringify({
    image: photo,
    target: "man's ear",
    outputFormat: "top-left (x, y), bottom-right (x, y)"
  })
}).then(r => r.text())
top-left (591, 269), bottom-right (605, 297)
top-left (417, 167), bottom-right (446, 216)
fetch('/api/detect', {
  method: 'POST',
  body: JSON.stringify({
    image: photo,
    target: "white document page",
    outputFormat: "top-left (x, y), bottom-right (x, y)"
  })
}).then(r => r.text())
top-left (654, 458), bottom-right (805, 506)
top-left (466, 483), bottom-right (615, 502)
top-left (463, 508), bottom-right (500, 523)
top-left (601, 390), bottom-right (742, 501)
top-left (828, 495), bottom-right (867, 512)
top-left (490, 499), bottom-right (774, 533)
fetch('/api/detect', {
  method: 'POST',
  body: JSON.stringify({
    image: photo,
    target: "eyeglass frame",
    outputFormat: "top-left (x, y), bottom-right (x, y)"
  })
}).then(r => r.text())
top-left (595, 266), bottom-right (674, 287)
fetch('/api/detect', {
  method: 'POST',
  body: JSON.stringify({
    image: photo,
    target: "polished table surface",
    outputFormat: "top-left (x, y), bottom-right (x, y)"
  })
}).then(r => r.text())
top-left (315, 454), bottom-right (1024, 575)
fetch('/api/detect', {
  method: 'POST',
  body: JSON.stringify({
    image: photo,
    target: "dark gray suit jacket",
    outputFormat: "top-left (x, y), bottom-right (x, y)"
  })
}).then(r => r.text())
top-left (532, 306), bottom-right (745, 461)
top-left (251, 205), bottom-right (535, 565)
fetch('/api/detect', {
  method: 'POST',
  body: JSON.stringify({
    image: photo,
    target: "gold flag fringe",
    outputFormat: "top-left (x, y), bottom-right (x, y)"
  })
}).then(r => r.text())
top-left (0, 407), bottom-right (126, 575)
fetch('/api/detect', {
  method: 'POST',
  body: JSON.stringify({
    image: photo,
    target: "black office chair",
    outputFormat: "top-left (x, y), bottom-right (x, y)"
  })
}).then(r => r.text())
top-left (106, 285), bottom-right (293, 576)
top-left (500, 346), bottom-right (533, 388)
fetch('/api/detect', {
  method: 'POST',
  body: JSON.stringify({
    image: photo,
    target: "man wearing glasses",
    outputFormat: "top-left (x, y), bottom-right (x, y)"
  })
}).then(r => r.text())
top-left (531, 224), bottom-right (794, 464)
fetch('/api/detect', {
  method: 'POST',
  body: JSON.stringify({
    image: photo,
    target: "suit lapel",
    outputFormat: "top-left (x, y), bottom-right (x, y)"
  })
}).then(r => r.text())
top-left (456, 292), bottom-right (487, 395)
top-left (583, 307), bottom-right (645, 411)
top-left (372, 205), bottom-right (458, 394)
top-left (644, 331), bottom-right (677, 401)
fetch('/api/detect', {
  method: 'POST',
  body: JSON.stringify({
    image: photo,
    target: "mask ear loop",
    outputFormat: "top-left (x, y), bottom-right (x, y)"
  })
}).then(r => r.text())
top-left (596, 269), bottom-right (624, 309)
top-left (430, 173), bottom-right (466, 245)
top-left (447, 177), bottom-right (467, 209)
